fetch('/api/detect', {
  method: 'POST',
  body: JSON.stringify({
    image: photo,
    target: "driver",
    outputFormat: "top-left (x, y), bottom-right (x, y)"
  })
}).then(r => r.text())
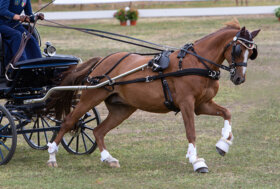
top-left (0, 0), bottom-right (44, 66)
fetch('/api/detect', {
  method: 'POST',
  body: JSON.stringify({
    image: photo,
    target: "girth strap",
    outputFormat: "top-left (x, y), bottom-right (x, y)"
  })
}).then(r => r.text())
top-left (160, 74), bottom-right (180, 113)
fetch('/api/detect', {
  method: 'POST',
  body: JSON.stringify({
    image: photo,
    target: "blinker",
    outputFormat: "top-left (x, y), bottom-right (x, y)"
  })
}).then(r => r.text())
top-left (250, 48), bottom-right (258, 60)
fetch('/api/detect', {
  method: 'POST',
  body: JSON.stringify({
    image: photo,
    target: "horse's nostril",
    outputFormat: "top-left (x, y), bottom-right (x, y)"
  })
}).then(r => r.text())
top-left (236, 77), bottom-right (241, 83)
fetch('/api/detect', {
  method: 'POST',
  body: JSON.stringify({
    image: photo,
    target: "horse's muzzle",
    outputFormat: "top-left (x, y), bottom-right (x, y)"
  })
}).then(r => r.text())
top-left (231, 75), bottom-right (245, 85)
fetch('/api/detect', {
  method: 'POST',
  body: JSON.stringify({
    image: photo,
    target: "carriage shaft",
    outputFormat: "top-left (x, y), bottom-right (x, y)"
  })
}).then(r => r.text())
top-left (24, 63), bottom-right (148, 104)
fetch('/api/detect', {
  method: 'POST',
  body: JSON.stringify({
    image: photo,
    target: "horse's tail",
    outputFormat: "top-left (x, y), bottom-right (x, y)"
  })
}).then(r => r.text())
top-left (48, 57), bottom-right (102, 119)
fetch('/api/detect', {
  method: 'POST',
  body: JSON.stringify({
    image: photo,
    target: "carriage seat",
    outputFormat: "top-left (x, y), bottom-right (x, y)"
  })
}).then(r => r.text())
top-left (13, 55), bottom-right (79, 68)
top-left (148, 51), bottom-right (171, 72)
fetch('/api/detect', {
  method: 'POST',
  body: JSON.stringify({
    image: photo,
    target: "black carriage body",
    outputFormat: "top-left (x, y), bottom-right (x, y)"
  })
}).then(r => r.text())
top-left (1, 56), bottom-right (79, 102)
top-left (8, 56), bottom-right (78, 88)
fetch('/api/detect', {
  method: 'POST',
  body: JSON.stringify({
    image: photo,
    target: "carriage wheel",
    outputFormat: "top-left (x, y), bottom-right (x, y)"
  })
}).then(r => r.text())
top-left (0, 105), bottom-right (17, 165)
top-left (22, 114), bottom-right (57, 150)
top-left (61, 107), bottom-right (100, 155)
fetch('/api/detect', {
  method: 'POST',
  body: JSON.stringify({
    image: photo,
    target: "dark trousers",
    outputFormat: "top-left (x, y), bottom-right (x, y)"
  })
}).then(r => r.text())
top-left (0, 24), bottom-right (42, 66)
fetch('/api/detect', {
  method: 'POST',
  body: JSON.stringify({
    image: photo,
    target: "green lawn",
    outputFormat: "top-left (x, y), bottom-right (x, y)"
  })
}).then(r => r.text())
top-left (1, 15), bottom-right (280, 188)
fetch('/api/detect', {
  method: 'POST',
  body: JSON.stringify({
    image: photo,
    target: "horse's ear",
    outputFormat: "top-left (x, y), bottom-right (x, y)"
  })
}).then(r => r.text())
top-left (240, 26), bottom-right (246, 35)
top-left (251, 29), bottom-right (261, 39)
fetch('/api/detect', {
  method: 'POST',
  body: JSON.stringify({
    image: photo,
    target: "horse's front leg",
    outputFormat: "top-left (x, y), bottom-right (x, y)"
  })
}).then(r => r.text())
top-left (195, 100), bottom-right (233, 156)
top-left (179, 99), bottom-right (208, 173)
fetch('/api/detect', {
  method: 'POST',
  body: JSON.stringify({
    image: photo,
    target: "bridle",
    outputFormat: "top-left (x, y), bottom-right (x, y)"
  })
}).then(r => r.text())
top-left (223, 31), bottom-right (258, 77)
top-left (177, 30), bottom-right (258, 80)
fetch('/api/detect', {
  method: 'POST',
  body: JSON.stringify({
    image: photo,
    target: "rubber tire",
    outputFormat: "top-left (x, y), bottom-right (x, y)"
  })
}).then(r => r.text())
top-left (0, 105), bottom-right (17, 165)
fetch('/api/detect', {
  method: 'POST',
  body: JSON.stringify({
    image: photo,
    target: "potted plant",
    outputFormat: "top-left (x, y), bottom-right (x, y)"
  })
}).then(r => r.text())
top-left (127, 8), bottom-right (139, 26)
top-left (275, 7), bottom-right (280, 21)
top-left (114, 8), bottom-right (127, 26)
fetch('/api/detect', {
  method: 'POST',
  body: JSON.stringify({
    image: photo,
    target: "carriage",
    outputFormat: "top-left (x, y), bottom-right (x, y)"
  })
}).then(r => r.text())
top-left (0, 25), bottom-right (101, 165)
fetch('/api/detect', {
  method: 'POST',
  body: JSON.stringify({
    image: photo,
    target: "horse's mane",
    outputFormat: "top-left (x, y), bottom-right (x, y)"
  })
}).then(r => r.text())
top-left (195, 18), bottom-right (241, 43)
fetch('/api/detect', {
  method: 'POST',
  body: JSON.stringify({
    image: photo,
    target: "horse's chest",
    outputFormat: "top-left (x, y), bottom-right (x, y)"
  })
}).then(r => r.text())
top-left (198, 81), bottom-right (219, 102)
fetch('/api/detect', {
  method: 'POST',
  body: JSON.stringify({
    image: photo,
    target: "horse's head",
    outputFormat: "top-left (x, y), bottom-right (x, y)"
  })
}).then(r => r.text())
top-left (224, 27), bottom-right (260, 85)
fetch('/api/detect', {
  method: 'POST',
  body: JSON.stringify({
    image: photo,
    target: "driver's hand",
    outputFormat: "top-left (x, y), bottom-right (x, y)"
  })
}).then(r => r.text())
top-left (36, 13), bottom-right (45, 20)
top-left (19, 15), bottom-right (30, 23)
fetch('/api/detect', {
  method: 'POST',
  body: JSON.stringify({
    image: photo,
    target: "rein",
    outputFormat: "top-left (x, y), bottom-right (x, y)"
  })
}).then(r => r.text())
top-left (12, 20), bottom-right (38, 64)
top-left (39, 20), bottom-right (254, 79)
top-left (40, 19), bottom-right (179, 52)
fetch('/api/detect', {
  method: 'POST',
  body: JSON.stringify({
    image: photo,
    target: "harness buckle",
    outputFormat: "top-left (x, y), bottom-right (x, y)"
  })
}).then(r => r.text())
top-left (208, 70), bottom-right (220, 80)
top-left (108, 79), bottom-right (115, 86)
top-left (145, 76), bottom-right (152, 82)
top-left (230, 68), bottom-right (236, 76)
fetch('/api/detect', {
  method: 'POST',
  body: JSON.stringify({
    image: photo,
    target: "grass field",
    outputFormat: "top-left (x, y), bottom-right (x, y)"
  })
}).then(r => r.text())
top-left (1, 15), bottom-right (280, 188)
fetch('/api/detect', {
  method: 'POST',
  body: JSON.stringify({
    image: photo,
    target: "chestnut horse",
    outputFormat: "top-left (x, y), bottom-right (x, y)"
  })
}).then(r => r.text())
top-left (47, 19), bottom-right (260, 173)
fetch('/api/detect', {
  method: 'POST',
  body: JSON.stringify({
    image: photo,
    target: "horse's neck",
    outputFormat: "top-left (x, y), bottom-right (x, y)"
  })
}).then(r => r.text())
top-left (194, 29), bottom-right (237, 70)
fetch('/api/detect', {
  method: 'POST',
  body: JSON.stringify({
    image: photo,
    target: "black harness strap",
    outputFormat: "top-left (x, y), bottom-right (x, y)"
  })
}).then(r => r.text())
top-left (113, 68), bottom-right (218, 86)
top-left (160, 73), bottom-right (180, 113)
top-left (104, 53), bottom-right (132, 76)
top-left (86, 53), bottom-right (132, 85)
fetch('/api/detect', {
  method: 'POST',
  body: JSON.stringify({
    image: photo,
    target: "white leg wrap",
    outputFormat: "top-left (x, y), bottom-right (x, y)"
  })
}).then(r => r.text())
top-left (216, 137), bottom-right (232, 153)
top-left (186, 144), bottom-right (208, 172)
top-left (100, 150), bottom-right (111, 162)
top-left (100, 149), bottom-right (119, 163)
top-left (48, 153), bottom-right (56, 162)
top-left (186, 143), bottom-right (197, 164)
top-left (47, 142), bottom-right (58, 154)
top-left (216, 120), bottom-right (234, 153)
top-left (192, 158), bottom-right (208, 172)
top-left (221, 120), bottom-right (232, 139)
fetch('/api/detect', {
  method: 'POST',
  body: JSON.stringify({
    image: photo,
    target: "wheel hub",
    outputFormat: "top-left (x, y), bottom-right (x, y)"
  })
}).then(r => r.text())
top-left (68, 120), bottom-right (84, 137)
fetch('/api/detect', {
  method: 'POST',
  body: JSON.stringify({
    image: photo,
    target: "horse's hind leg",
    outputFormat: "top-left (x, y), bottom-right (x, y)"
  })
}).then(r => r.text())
top-left (93, 96), bottom-right (136, 168)
top-left (47, 89), bottom-right (109, 167)
top-left (195, 100), bottom-right (233, 156)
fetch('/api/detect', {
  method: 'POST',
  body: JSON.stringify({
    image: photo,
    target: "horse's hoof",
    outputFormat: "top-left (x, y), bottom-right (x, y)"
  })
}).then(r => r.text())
top-left (108, 161), bottom-right (120, 168)
top-left (216, 138), bottom-right (232, 156)
top-left (196, 167), bottom-right (209, 173)
top-left (47, 161), bottom-right (58, 168)
top-left (192, 158), bottom-right (208, 173)
top-left (216, 146), bottom-right (226, 156)
top-left (103, 160), bottom-right (120, 168)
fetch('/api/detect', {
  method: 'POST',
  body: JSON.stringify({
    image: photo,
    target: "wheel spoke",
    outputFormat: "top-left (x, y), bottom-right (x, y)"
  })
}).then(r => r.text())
top-left (0, 123), bottom-right (10, 132)
top-left (28, 119), bottom-right (38, 140)
top-left (0, 114), bottom-right (3, 123)
top-left (83, 125), bottom-right (94, 131)
top-left (83, 132), bottom-right (95, 144)
top-left (81, 132), bottom-right (87, 152)
top-left (41, 117), bottom-right (49, 143)
top-left (76, 135), bottom-right (79, 152)
top-left (0, 141), bottom-right (10, 151)
top-left (67, 136), bottom-right (75, 147)
top-left (0, 135), bottom-right (12, 138)
top-left (0, 147), bottom-right (4, 160)
top-left (36, 118), bottom-right (40, 147)
top-left (83, 117), bottom-right (96, 124)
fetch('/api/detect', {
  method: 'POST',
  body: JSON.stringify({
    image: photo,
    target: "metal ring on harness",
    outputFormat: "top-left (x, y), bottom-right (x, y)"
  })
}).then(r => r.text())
top-left (102, 75), bottom-right (115, 92)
